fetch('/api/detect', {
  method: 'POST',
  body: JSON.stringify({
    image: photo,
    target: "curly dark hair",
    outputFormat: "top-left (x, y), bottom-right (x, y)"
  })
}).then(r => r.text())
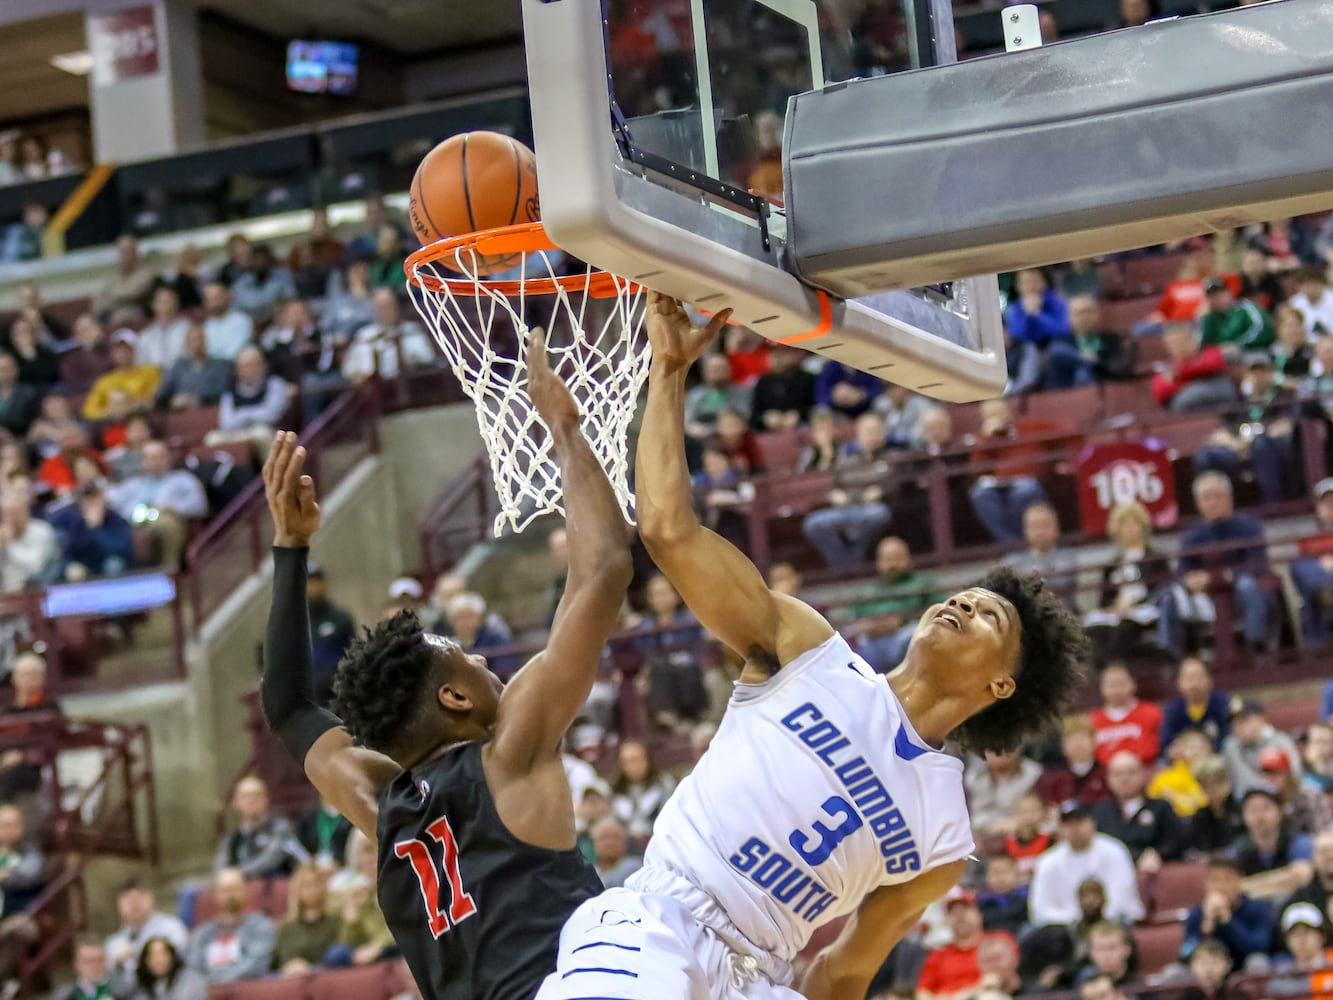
top-left (951, 566), bottom-right (1090, 755)
top-left (330, 610), bottom-right (454, 757)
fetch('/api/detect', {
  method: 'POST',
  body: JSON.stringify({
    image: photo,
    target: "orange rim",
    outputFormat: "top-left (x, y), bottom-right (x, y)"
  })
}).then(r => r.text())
top-left (404, 221), bottom-right (634, 300)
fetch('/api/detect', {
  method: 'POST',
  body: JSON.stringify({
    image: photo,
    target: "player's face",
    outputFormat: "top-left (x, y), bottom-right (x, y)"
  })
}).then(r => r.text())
top-left (913, 588), bottom-right (1019, 698)
top-left (450, 650), bottom-right (504, 729)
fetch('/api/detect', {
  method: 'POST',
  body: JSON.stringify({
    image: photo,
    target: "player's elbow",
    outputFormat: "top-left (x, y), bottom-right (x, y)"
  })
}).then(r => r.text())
top-left (637, 502), bottom-right (698, 549)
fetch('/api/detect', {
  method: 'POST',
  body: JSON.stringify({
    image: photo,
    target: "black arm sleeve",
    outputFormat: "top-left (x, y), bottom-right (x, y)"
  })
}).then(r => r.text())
top-left (261, 546), bottom-right (343, 764)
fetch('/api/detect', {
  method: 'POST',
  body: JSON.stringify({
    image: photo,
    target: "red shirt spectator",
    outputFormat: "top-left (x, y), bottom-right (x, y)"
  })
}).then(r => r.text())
top-left (714, 409), bottom-right (764, 474)
top-left (724, 328), bottom-right (770, 386)
top-left (1090, 663), bottom-right (1162, 765)
top-left (37, 424), bottom-right (105, 496)
top-left (1150, 323), bottom-right (1231, 407)
top-left (918, 889), bottom-right (1013, 999)
top-left (1157, 272), bottom-right (1241, 322)
top-left (1037, 713), bottom-right (1114, 806)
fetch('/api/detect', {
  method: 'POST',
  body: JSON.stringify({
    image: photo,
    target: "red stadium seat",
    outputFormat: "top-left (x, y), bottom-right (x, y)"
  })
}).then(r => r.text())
top-left (1264, 699), bottom-right (1321, 736)
top-left (755, 428), bottom-right (803, 474)
top-left (1102, 379), bottom-right (1159, 419)
top-left (1101, 295), bottom-right (1159, 335)
top-left (1023, 385), bottom-right (1104, 426)
top-left (1120, 254), bottom-right (1188, 298)
top-left (1136, 333), bottom-right (1168, 370)
top-left (164, 406), bottom-right (220, 445)
top-left (305, 963), bottom-right (397, 1000)
top-left (223, 975), bottom-right (306, 1000)
top-left (1133, 921), bottom-right (1186, 974)
top-left (1153, 861), bottom-right (1207, 917)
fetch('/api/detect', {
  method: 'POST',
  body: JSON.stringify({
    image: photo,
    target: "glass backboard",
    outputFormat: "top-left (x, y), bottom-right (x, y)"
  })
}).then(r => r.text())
top-left (523, 0), bottom-right (1007, 400)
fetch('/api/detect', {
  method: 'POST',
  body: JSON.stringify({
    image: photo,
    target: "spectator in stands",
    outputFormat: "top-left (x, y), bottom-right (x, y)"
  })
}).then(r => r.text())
top-left (748, 343), bottom-right (816, 430)
top-left (163, 244), bottom-right (205, 311)
top-left (260, 300), bottom-right (336, 395)
top-left (0, 488), bottom-right (58, 591)
top-left (107, 440), bottom-right (208, 570)
top-left (1176, 472), bottom-right (1272, 653)
top-left (1286, 829), bottom-right (1333, 915)
top-left (7, 317), bottom-right (59, 388)
top-left (1179, 938), bottom-right (1233, 1000)
top-left (0, 203), bottom-right (46, 265)
top-left (1180, 854), bottom-right (1273, 969)
top-left (979, 852), bottom-right (1030, 934)
top-left (712, 408), bottom-right (764, 475)
top-left (1075, 922), bottom-right (1138, 989)
top-left (1194, 353), bottom-right (1301, 505)
top-left (205, 347), bottom-right (288, 457)
top-left (0, 804), bottom-right (44, 916)
top-left (1234, 787), bottom-right (1314, 900)
top-left (1259, 747), bottom-right (1332, 836)
top-left (967, 398), bottom-right (1052, 543)
top-left (51, 480), bottom-right (133, 581)
top-left (272, 864), bottom-right (340, 976)
top-left (322, 256), bottom-right (377, 337)
top-left (591, 816), bottom-right (643, 889)
top-left (104, 412), bottom-right (152, 482)
top-left (1160, 657), bottom-right (1231, 756)
top-left (684, 353), bottom-right (752, 439)
top-left (801, 410), bottom-right (893, 566)
top-left (795, 407), bottom-right (839, 472)
top-left (130, 936), bottom-right (206, 1000)
top-left (230, 245), bottom-right (295, 325)
top-left (1003, 501), bottom-right (1078, 598)
top-left (39, 423), bottom-right (102, 496)
top-left (965, 749), bottom-right (1044, 838)
top-left (54, 935), bottom-right (132, 1000)
top-left (1038, 714), bottom-right (1113, 807)
top-left (846, 536), bottom-right (944, 671)
top-left (186, 868), bottom-right (276, 984)
top-left (442, 591), bottom-right (509, 656)
top-left (0, 355), bottom-right (37, 438)
top-left (61, 314), bottom-right (115, 395)
top-left (1287, 266), bottom-right (1333, 336)
top-left (1069, 295), bottom-right (1134, 383)
top-left (214, 776), bottom-right (299, 879)
top-left (294, 797), bottom-right (353, 872)
top-left (1199, 277), bottom-right (1275, 354)
top-left (611, 739), bottom-right (676, 841)
top-left (94, 235), bottom-right (158, 326)
top-left (913, 405), bottom-right (958, 458)
top-left (154, 324), bottom-right (230, 411)
top-left (815, 359), bottom-right (883, 419)
top-left (1148, 729), bottom-right (1212, 817)
top-left (1223, 697), bottom-right (1303, 793)
top-left (1288, 478), bottom-right (1333, 645)
top-left (1028, 802), bottom-right (1144, 926)
top-left (368, 226), bottom-right (408, 289)
top-left (1190, 756), bottom-right (1246, 853)
top-left (201, 283), bottom-right (254, 362)
top-left (343, 288), bottom-right (434, 382)
top-left (1300, 334), bottom-right (1333, 410)
top-left (1302, 723), bottom-right (1333, 791)
top-left (723, 326), bottom-right (770, 386)
top-left (875, 384), bottom-right (930, 449)
top-left (137, 288), bottom-right (190, 372)
top-left (12, 284), bottom-right (70, 347)
top-left (1151, 323), bottom-right (1236, 413)
top-left (975, 932), bottom-right (1023, 997)
top-left (1085, 501), bottom-right (1176, 663)
top-left (1240, 247), bottom-right (1286, 312)
top-left (84, 331), bottom-right (161, 421)
top-left (1080, 973), bottom-right (1128, 1000)
top-left (1269, 903), bottom-right (1332, 993)
top-left (1005, 268), bottom-right (1072, 347)
top-left (1092, 750), bottom-right (1185, 868)
top-left (1090, 663), bottom-right (1162, 765)
top-left (915, 889), bottom-right (1000, 1000)
top-left (1143, 247), bottom-right (1238, 328)
top-left (105, 878), bottom-right (188, 983)
top-left (329, 831), bottom-right (393, 967)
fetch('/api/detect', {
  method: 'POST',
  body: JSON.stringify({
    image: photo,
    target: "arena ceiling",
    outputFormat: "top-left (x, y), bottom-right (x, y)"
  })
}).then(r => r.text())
top-left (193, 0), bottom-right (523, 54)
top-left (0, 14), bottom-right (87, 123)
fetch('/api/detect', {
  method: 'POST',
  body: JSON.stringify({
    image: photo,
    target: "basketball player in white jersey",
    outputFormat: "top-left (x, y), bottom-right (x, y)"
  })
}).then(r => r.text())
top-left (536, 293), bottom-right (1088, 1000)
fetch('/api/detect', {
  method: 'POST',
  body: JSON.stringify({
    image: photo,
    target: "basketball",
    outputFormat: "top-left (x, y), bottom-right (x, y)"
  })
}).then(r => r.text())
top-left (409, 131), bottom-right (540, 275)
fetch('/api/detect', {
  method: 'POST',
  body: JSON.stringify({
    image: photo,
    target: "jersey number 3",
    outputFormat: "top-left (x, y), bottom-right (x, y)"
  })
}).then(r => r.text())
top-left (789, 795), bottom-right (863, 866)
top-left (395, 816), bottom-right (478, 939)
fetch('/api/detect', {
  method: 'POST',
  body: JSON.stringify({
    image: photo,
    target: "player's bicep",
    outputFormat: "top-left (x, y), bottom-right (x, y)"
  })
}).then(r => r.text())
top-left (303, 728), bottom-right (399, 842)
top-left (643, 522), bottom-right (830, 663)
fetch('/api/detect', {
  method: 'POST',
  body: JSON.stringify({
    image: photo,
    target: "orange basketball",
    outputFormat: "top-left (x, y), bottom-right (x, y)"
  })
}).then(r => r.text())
top-left (409, 131), bottom-right (540, 276)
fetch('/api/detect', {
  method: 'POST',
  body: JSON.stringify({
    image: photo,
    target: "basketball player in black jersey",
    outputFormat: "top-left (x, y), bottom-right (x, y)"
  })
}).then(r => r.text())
top-left (259, 330), bottom-right (633, 1000)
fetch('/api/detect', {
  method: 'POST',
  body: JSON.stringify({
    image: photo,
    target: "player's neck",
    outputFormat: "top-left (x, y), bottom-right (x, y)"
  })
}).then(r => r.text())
top-left (885, 670), bottom-right (970, 749)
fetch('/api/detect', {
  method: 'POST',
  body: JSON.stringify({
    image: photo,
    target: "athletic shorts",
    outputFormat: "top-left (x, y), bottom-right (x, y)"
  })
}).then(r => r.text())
top-left (535, 886), bottom-right (802, 1000)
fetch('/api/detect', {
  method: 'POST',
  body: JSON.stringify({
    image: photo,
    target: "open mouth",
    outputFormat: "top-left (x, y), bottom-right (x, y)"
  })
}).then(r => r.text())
top-left (935, 609), bottom-right (962, 630)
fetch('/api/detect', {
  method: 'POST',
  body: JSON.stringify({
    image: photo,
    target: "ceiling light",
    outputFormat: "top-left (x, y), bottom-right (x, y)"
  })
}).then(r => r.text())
top-left (50, 50), bottom-right (94, 76)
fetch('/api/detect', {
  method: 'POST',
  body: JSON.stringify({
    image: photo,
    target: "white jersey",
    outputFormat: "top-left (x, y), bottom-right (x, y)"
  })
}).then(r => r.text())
top-left (639, 632), bottom-right (974, 963)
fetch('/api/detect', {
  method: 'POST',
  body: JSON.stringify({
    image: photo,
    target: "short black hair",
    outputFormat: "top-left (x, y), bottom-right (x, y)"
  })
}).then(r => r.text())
top-left (951, 567), bottom-right (1090, 754)
top-left (330, 610), bottom-right (454, 757)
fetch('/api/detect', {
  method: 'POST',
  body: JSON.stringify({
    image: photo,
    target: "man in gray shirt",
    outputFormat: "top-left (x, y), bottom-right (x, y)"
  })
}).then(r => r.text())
top-left (185, 867), bottom-right (275, 984)
top-left (1003, 501), bottom-right (1080, 607)
top-left (104, 877), bottom-right (188, 980)
top-left (591, 816), bottom-right (643, 890)
top-left (107, 440), bottom-right (208, 570)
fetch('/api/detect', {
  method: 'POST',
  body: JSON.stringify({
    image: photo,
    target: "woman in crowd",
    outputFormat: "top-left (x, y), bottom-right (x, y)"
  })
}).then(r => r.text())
top-left (1302, 722), bottom-right (1333, 792)
top-left (273, 863), bottom-right (342, 976)
top-left (131, 936), bottom-right (207, 1000)
top-left (1084, 501), bottom-right (1176, 663)
top-left (611, 739), bottom-right (676, 842)
top-left (796, 407), bottom-right (840, 472)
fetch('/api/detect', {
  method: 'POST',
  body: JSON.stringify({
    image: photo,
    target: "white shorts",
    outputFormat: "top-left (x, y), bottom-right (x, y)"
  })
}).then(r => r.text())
top-left (535, 886), bottom-right (802, 1000)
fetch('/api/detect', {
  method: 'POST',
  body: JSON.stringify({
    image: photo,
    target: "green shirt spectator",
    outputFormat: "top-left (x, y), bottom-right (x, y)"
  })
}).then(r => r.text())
top-left (1200, 277), bottom-right (1275, 352)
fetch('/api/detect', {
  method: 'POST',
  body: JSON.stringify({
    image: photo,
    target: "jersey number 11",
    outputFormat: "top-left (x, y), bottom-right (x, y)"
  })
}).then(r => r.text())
top-left (395, 815), bottom-right (478, 939)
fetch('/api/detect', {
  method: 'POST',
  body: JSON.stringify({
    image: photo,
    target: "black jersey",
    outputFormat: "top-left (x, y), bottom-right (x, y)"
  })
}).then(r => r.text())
top-left (376, 742), bottom-right (603, 1000)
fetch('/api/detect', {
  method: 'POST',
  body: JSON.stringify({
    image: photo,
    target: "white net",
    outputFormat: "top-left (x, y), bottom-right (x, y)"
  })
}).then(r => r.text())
top-left (407, 240), bottom-right (649, 536)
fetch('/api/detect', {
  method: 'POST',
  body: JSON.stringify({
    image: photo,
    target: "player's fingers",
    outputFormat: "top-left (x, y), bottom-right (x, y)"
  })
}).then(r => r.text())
top-left (297, 474), bottom-right (318, 510)
top-left (703, 308), bottom-right (734, 340)
top-left (283, 442), bottom-right (307, 497)
top-left (264, 431), bottom-right (289, 486)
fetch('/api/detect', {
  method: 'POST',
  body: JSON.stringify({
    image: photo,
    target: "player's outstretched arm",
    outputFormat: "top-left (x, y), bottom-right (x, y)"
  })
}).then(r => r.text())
top-left (798, 859), bottom-right (967, 1000)
top-left (488, 330), bottom-right (633, 775)
top-left (636, 293), bottom-right (832, 668)
top-left (260, 431), bottom-right (398, 841)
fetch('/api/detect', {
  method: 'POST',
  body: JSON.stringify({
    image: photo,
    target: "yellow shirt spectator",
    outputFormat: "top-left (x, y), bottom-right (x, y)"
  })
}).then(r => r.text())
top-left (1149, 759), bottom-right (1209, 816)
top-left (83, 330), bottom-right (161, 420)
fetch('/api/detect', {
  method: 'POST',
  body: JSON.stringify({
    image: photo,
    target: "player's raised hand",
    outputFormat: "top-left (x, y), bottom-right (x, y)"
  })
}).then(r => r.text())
top-left (263, 431), bottom-right (321, 548)
top-left (646, 290), bottom-right (732, 372)
top-left (526, 327), bottom-right (581, 430)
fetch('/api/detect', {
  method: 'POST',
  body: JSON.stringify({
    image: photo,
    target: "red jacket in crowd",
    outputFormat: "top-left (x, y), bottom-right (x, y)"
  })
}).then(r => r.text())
top-left (1090, 699), bottom-right (1164, 765)
top-left (1151, 345), bottom-right (1229, 406)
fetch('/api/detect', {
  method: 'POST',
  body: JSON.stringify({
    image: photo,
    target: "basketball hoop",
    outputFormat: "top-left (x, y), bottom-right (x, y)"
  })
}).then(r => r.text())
top-left (405, 222), bottom-right (649, 536)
